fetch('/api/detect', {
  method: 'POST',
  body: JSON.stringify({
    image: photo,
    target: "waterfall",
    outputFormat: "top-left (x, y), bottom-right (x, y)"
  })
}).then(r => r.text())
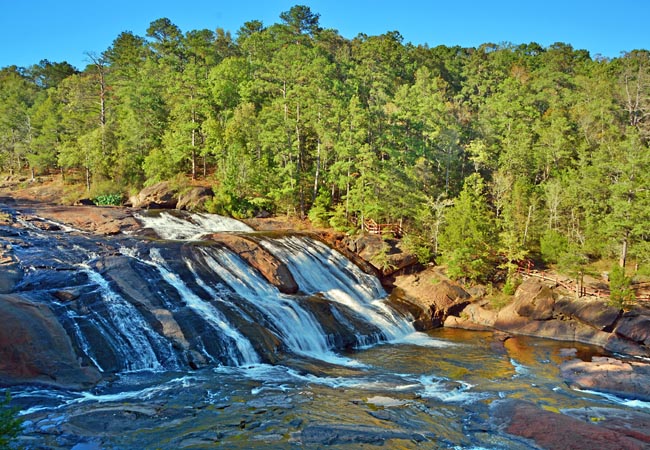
top-left (135, 211), bottom-right (253, 240)
top-left (196, 246), bottom-right (359, 366)
top-left (147, 248), bottom-right (260, 366)
top-left (79, 266), bottom-right (178, 372)
top-left (260, 236), bottom-right (415, 340)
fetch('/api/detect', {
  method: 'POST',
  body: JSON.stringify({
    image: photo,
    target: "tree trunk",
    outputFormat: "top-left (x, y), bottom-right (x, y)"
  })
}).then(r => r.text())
top-left (619, 233), bottom-right (629, 268)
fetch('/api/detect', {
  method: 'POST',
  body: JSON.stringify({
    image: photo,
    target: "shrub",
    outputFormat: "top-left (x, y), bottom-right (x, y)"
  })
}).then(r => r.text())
top-left (609, 264), bottom-right (635, 309)
top-left (0, 390), bottom-right (22, 448)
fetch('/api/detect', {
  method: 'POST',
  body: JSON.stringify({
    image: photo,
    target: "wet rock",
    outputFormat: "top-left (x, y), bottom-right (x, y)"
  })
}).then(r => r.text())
top-left (563, 407), bottom-right (650, 445)
top-left (30, 205), bottom-right (140, 235)
top-left (0, 293), bottom-right (101, 389)
top-left (560, 357), bottom-right (650, 402)
top-left (0, 261), bottom-right (23, 293)
top-left (491, 399), bottom-right (646, 450)
top-left (299, 423), bottom-right (428, 445)
top-left (208, 233), bottom-right (298, 294)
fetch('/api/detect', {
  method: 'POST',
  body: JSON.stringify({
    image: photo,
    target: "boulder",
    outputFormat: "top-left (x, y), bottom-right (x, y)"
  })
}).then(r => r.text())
top-left (129, 181), bottom-right (178, 209)
top-left (393, 269), bottom-right (471, 329)
top-left (614, 313), bottom-right (650, 346)
top-left (208, 233), bottom-right (299, 294)
top-left (0, 293), bottom-right (101, 389)
top-left (554, 296), bottom-right (621, 331)
top-left (491, 399), bottom-right (647, 450)
top-left (560, 357), bottom-right (650, 402)
top-left (176, 186), bottom-right (214, 212)
top-left (512, 279), bottom-right (555, 320)
top-left (444, 301), bottom-right (496, 330)
top-left (350, 234), bottom-right (419, 276)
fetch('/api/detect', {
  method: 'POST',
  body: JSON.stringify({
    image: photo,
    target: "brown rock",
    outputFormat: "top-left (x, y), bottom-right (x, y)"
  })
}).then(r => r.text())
top-left (560, 357), bottom-right (650, 402)
top-left (393, 269), bottom-right (470, 329)
top-left (0, 293), bottom-right (101, 389)
top-left (614, 313), bottom-right (650, 346)
top-left (554, 296), bottom-right (621, 331)
top-left (29, 205), bottom-right (140, 235)
top-left (512, 278), bottom-right (555, 320)
top-left (208, 233), bottom-right (298, 294)
top-left (491, 399), bottom-right (646, 450)
top-left (176, 186), bottom-right (213, 211)
top-left (129, 181), bottom-right (178, 209)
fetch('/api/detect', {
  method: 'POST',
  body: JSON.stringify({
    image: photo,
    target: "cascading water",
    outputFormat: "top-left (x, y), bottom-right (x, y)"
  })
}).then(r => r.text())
top-left (135, 211), bottom-right (253, 240)
top-left (259, 236), bottom-right (415, 341)
top-left (146, 248), bottom-right (260, 366)
top-left (6, 209), bottom-right (648, 449)
top-left (195, 246), bottom-right (360, 365)
top-left (78, 266), bottom-right (177, 372)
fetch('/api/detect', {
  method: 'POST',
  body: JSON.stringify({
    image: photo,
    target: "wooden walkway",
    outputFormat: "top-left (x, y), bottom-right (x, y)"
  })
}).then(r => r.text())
top-left (516, 263), bottom-right (650, 303)
top-left (363, 219), bottom-right (405, 237)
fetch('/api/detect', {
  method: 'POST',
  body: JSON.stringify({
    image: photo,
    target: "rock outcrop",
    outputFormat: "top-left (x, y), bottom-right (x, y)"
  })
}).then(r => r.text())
top-left (560, 357), bottom-right (650, 401)
top-left (128, 181), bottom-right (178, 209)
top-left (392, 269), bottom-right (471, 330)
top-left (491, 399), bottom-right (650, 450)
top-left (0, 294), bottom-right (102, 389)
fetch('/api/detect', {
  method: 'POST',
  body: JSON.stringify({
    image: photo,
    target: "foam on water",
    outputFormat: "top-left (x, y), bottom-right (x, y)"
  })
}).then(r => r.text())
top-left (135, 211), bottom-right (252, 240)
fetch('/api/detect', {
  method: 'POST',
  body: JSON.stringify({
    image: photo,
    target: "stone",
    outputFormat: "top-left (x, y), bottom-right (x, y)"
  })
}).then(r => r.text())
top-left (491, 399), bottom-right (647, 450)
top-left (128, 181), bottom-right (178, 209)
top-left (554, 296), bottom-right (621, 331)
top-left (560, 357), bottom-right (650, 402)
top-left (176, 186), bottom-right (214, 211)
top-left (614, 313), bottom-right (650, 346)
top-left (0, 293), bottom-right (101, 389)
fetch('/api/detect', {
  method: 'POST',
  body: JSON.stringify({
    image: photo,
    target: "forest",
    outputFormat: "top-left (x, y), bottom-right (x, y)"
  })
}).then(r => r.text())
top-left (1, 5), bottom-right (649, 291)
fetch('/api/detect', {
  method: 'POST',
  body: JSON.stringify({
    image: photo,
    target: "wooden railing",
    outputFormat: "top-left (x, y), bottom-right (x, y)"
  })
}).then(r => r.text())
top-left (363, 218), bottom-right (405, 237)
top-left (515, 262), bottom-right (650, 302)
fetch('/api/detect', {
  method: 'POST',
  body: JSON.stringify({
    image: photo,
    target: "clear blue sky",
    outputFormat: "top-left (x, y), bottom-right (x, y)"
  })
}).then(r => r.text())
top-left (1, 0), bottom-right (648, 70)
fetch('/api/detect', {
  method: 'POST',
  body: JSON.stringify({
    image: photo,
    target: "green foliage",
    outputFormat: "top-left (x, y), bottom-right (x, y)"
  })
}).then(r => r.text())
top-left (93, 193), bottom-right (123, 206)
top-left (540, 229), bottom-right (568, 264)
top-left (608, 264), bottom-right (636, 309)
top-left (0, 390), bottom-right (22, 448)
top-left (1, 11), bottom-right (649, 285)
top-left (204, 186), bottom-right (257, 219)
top-left (307, 190), bottom-right (332, 227)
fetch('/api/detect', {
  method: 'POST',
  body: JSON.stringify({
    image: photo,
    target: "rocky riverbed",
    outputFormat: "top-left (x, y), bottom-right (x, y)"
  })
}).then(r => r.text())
top-left (2, 180), bottom-right (650, 448)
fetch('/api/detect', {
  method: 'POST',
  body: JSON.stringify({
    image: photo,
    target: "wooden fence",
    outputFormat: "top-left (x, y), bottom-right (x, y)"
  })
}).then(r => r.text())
top-left (363, 218), bottom-right (405, 237)
top-left (516, 262), bottom-right (650, 303)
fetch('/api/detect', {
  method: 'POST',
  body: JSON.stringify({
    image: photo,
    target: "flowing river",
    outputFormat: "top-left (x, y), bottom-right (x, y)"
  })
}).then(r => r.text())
top-left (3, 210), bottom-right (648, 449)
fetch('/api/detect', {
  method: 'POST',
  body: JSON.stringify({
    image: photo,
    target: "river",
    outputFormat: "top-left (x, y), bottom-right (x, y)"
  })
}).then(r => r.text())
top-left (2, 209), bottom-right (649, 448)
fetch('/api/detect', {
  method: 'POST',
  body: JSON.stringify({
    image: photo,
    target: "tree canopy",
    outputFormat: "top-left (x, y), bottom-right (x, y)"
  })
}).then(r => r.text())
top-left (1, 4), bottom-right (649, 279)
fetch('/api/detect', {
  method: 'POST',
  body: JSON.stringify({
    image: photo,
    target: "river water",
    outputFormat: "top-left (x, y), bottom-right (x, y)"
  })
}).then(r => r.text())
top-left (15, 327), bottom-right (646, 449)
top-left (4, 210), bottom-right (649, 448)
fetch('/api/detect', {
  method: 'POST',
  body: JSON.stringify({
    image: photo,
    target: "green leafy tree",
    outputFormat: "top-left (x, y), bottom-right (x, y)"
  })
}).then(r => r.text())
top-left (0, 390), bottom-right (22, 448)
top-left (439, 173), bottom-right (496, 282)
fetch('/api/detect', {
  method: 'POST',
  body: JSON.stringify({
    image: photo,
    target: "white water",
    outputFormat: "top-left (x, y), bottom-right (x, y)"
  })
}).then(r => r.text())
top-left (80, 266), bottom-right (172, 372)
top-left (261, 236), bottom-right (415, 340)
top-left (198, 246), bottom-right (362, 367)
top-left (148, 248), bottom-right (260, 366)
top-left (135, 211), bottom-right (253, 240)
